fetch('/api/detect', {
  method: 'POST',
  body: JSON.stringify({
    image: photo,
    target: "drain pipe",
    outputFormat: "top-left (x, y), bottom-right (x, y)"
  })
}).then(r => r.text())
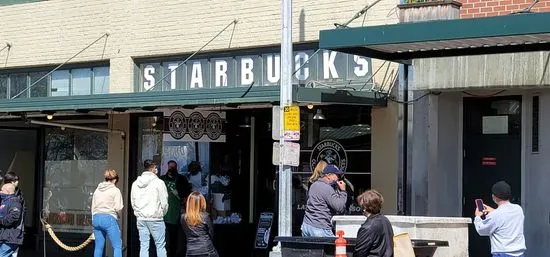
top-left (28, 120), bottom-right (125, 137)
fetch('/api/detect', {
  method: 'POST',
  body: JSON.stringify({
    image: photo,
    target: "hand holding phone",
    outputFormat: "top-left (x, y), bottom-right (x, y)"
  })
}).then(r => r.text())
top-left (475, 199), bottom-right (484, 212)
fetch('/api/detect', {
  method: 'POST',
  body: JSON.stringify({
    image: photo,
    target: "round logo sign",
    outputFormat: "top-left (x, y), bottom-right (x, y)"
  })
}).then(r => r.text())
top-left (188, 112), bottom-right (206, 140)
top-left (205, 113), bottom-right (223, 140)
top-left (168, 111), bottom-right (187, 139)
top-left (309, 139), bottom-right (348, 172)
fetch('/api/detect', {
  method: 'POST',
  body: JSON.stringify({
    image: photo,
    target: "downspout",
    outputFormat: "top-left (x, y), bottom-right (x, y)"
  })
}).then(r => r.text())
top-left (402, 64), bottom-right (409, 215)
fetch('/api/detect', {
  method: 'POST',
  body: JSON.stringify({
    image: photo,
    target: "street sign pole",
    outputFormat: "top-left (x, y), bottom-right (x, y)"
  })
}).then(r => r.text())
top-left (278, 0), bottom-right (293, 238)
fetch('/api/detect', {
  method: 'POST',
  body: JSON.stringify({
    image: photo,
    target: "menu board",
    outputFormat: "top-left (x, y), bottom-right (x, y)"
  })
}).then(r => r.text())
top-left (254, 212), bottom-right (274, 249)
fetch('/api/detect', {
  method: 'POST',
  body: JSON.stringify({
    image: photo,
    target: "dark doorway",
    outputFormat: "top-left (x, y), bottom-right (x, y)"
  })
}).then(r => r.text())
top-left (462, 96), bottom-right (522, 257)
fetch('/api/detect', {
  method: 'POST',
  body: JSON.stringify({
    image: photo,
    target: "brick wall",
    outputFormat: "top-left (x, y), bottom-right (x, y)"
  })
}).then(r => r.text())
top-left (0, 0), bottom-right (400, 92)
top-left (459, 0), bottom-right (550, 18)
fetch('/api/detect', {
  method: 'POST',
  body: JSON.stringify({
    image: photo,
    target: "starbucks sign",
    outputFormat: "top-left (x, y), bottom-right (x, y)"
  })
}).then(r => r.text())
top-left (139, 49), bottom-right (372, 91)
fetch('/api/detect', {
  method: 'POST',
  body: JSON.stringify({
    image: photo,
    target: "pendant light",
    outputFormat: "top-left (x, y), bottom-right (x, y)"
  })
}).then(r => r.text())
top-left (313, 109), bottom-right (326, 120)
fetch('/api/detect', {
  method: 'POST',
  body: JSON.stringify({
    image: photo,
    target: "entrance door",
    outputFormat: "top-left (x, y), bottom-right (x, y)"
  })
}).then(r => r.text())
top-left (462, 96), bottom-right (522, 257)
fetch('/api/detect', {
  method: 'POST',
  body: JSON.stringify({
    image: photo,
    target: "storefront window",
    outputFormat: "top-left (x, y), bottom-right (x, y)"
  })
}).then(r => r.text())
top-left (30, 72), bottom-right (49, 98)
top-left (292, 106), bottom-right (372, 235)
top-left (72, 68), bottom-right (92, 96)
top-left (43, 127), bottom-right (108, 233)
top-left (51, 70), bottom-right (70, 97)
top-left (0, 75), bottom-right (7, 99)
top-left (9, 74), bottom-right (28, 98)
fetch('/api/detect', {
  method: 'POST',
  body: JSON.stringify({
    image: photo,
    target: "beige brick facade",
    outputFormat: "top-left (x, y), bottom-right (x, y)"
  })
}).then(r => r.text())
top-left (0, 0), bottom-right (398, 93)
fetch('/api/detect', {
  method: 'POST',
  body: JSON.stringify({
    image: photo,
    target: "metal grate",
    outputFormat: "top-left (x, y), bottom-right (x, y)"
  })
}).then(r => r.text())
top-left (532, 95), bottom-right (539, 153)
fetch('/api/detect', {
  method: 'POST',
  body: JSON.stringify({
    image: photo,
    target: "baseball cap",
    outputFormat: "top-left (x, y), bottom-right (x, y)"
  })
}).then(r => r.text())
top-left (323, 164), bottom-right (344, 175)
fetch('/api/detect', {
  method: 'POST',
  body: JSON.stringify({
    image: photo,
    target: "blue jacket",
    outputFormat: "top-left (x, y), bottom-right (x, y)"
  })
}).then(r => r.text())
top-left (0, 193), bottom-right (24, 245)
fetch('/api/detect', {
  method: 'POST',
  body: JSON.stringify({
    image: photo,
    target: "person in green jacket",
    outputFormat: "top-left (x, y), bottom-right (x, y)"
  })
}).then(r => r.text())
top-left (160, 160), bottom-right (191, 257)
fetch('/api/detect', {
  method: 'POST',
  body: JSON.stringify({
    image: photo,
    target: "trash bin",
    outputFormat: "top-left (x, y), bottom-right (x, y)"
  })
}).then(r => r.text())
top-left (274, 236), bottom-right (448, 257)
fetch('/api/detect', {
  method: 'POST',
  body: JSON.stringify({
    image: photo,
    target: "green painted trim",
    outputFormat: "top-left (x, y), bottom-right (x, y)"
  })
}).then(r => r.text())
top-left (0, 0), bottom-right (43, 7)
top-left (0, 86), bottom-right (386, 113)
top-left (320, 12), bottom-right (550, 49)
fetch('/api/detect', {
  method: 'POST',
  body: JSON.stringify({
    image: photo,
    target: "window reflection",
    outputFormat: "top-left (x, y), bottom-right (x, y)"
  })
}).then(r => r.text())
top-left (51, 70), bottom-right (70, 97)
top-left (72, 69), bottom-right (92, 96)
top-left (30, 72), bottom-right (49, 98)
top-left (0, 75), bottom-right (7, 99)
top-left (9, 74), bottom-right (28, 98)
top-left (43, 127), bottom-right (108, 233)
top-left (93, 67), bottom-right (109, 94)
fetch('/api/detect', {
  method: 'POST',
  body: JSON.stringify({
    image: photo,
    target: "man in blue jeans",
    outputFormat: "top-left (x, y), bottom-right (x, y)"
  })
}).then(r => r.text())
top-left (474, 181), bottom-right (526, 257)
top-left (0, 183), bottom-right (24, 256)
top-left (131, 160), bottom-right (169, 257)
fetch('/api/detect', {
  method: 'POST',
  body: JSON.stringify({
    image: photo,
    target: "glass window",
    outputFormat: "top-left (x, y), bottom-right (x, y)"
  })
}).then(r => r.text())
top-left (30, 72), bottom-right (49, 98)
top-left (0, 75), bottom-right (7, 99)
top-left (72, 69), bottom-right (92, 96)
top-left (93, 67), bottom-right (109, 94)
top-left (43, 127), bottom-right (108, 233)
top-left (51, 70), bottom-right (70, 97)
top-left (9, 74), bottom-right (28, 99)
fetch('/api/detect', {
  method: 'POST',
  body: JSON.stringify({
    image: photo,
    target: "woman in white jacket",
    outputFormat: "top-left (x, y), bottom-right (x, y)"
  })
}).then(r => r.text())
top-left (131, 160), bottom-right (169, 257)
top-left (92, 169), bottom-right (124, 257)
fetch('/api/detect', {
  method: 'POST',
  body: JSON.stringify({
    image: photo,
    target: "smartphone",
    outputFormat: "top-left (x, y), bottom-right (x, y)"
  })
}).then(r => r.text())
top-left (475, 199), bottom-right (485, 212)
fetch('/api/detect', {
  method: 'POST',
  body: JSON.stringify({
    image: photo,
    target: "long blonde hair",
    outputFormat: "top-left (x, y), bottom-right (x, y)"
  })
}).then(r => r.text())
top-left (309, 160), bottom-right (328, 184)
top-left (185, 191), bottom-right (207, 226)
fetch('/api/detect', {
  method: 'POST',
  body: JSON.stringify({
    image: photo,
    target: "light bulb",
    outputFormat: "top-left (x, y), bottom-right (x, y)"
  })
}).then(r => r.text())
top-left (46, 114), bottom-right (53, 120)
top-left (307, 103), bottom-right (314, 109)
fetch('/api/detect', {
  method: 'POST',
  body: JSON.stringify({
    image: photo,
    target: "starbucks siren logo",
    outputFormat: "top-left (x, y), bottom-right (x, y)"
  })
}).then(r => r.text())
top-left (309, 139), bottom-right (347, 172)
top-left (168, 111), bottom-right (187, 139)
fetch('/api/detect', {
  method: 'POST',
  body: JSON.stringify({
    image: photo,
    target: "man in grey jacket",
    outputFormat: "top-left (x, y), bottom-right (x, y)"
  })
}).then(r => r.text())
top-left (131, 160), bottom-right (169, 257)
top-left (301, 164), bottom-right (347, 237)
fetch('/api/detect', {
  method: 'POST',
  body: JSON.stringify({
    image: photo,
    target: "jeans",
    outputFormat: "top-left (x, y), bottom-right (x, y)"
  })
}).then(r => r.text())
top-left (137, 220), bottom-right (166, 257)
top-left (301, 222), bottom-right (334, 237)
top-left (493, 254), bottom-right (524, 257)
top-left (93, 214), bottom-right (122, 257)
top-left (0, 243), bottom-right (17, 257)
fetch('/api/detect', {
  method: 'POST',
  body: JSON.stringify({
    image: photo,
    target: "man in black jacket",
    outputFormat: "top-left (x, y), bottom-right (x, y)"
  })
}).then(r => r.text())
top-left (354, 190), bottom-right (394, 257)
top-left (160, 160), bottom-right (191, 257)
top-left (0, 183), bottom-right (24, 256)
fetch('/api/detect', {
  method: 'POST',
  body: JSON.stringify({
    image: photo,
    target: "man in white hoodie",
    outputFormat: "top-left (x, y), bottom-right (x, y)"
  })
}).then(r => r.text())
top-left (131, 160), bottom-right (169, 257)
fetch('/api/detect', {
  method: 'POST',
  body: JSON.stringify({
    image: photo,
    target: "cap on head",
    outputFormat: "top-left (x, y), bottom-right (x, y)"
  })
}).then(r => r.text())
top-left (492, 181), bottom-right (512, 201)
top-left (144, 159), bottom-right (156, 170)
top-left (322, 164), bottom-right (344, 176)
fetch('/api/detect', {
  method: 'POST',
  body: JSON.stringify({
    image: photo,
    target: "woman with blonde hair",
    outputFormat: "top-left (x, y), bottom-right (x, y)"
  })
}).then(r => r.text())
top-left (308, 160), bottom-right (328, 188)
top-left (91, 169), bottom-right (123, 257)
top-left (181, 192), bottom-right (218, 257)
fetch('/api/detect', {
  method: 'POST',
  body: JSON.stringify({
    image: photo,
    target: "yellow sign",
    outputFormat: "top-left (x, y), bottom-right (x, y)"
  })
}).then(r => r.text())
top-left (284, 105), bottom-right (300, 140)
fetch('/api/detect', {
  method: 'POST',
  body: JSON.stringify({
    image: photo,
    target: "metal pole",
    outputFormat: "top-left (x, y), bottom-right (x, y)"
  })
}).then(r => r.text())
top-left (278, 0), bottom-right (293, 238)
top-left (401, 64), bottom-right (409, 215)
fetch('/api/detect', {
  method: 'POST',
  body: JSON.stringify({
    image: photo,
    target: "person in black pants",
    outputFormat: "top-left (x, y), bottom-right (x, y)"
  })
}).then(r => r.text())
top-left (160, 161), bottom-right (192, 257)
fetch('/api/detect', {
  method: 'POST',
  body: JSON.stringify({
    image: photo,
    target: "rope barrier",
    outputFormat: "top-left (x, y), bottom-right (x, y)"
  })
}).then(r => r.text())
top-left (40, 218), bottom-right (94, 252)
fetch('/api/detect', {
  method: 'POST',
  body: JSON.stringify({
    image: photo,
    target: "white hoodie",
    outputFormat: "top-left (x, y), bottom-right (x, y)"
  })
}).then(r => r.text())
top-left (92, 182), bottom-right (124, 219)
top-left (130, 171), bottom-right (169, 220)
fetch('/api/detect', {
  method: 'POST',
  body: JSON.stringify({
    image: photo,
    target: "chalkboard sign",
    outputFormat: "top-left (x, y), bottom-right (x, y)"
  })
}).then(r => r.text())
top-left (254, 212), bottom-right (274, 249)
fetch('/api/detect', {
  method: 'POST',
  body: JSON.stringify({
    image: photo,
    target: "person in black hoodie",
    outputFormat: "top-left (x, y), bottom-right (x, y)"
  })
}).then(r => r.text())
top-left (354, 190), bottom-right (394, 257)
top-left (2, 173), bottom-right (24, 257)
top-left (0, 182), bottom-right (24, 257)
top-left (181, 192), bottom-right (217, 257)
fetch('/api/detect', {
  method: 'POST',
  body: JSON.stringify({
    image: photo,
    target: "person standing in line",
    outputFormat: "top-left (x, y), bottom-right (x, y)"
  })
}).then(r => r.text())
top-left (91, 169), bottom-right (124, 257)
top-left (181, 192), bottom-right (218, 257)
top-left (2, 173), bottom-right (23, 257)
top-left (353, 190), bottom-right (394, 257)
top-left (160, 160), bottom-right (191, 257)
top-left (0, 182), bottom-right (24, 257)
top-left (301, 164), bottom-right (347, 237)
top-left (474, 181), bottom-right (526, 257)
top-left (131, 160), bottom-right (169, 257)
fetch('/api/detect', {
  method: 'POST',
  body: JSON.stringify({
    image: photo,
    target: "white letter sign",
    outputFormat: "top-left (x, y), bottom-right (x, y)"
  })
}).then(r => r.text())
top-left (190, 62), bottom-right (203, 88)
top-left (214, 60), bottom-right (228, 87)
top-left (241, 57), bottom-right (254, 85)
top-left (143, 65), bottom-right (155, 91)
top-left (323, 51), bottom-right (338, 79)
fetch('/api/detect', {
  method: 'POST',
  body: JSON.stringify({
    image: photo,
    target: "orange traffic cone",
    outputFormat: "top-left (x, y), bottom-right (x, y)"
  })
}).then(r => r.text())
top-left (335, 230), bottom-right (347, 257)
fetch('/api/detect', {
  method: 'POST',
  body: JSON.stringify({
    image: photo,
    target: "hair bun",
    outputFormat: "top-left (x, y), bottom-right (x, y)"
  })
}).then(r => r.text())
top-left (104, 169), bottom-right (118, 180)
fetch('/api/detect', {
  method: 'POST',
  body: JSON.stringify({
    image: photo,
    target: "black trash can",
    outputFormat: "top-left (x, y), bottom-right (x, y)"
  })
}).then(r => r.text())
top-left (274, 236), bottom-right (448, 257)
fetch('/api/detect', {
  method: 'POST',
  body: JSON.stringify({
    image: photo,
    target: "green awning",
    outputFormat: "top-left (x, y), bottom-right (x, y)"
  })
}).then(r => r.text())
top-left (0, 86), bottom-right (386, 113)
top-left (319, 12), bottom-right (550, 62)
